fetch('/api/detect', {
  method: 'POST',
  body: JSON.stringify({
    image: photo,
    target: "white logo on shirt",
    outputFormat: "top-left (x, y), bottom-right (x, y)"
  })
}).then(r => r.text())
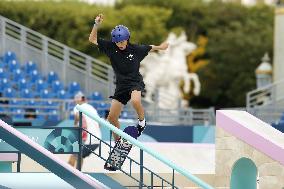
top-left (127, 54), bottom-right (134, 61)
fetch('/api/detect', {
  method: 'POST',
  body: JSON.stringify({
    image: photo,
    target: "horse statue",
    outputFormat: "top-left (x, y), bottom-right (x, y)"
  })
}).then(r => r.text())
top-left (140, 32), bottom-right (201, 109)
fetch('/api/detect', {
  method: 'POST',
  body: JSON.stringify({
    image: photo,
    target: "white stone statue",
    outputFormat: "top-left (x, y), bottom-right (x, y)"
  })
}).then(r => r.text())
top-left (140, 32), bottom-right (201, 109)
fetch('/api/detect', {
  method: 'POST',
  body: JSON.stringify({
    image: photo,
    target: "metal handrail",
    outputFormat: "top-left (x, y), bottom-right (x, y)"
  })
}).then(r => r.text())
top-left (81, 128), bottom-right (176, 188)
top-left (76, 104), bottom-right (214, 189)
top-left (246, 78), bottom-right (284, 108)
top-left (0, 97), bottom-right (215, 126)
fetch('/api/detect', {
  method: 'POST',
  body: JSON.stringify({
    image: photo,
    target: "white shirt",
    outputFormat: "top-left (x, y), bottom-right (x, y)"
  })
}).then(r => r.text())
top-left (73, 103), bottom-right (102, 144)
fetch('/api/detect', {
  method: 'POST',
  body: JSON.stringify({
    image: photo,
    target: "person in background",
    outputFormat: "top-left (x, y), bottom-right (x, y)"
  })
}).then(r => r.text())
top-left (68, 92), bottom-right (102, 168)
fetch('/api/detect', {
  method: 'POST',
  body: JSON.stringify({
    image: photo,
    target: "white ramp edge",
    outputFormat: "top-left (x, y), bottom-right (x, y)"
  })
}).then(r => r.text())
top-left (0, 119), bottom-right (110, 189)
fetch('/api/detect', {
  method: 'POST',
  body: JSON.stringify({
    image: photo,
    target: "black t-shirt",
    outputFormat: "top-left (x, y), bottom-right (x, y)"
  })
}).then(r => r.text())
top-left (97, 38), bottom-right (152, 87)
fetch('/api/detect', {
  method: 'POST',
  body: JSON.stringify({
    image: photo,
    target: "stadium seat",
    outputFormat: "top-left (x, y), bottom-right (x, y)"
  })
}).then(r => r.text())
top-left (68, 81), bottom-right (81, 94)
top-left (8, 99), bottom-right (24, 112)
top-left (27, 99), bottom-right (36, 106)
top-left (89, 91), bottom-right (103, 101)
top-left (18, 78), bottom-right (28, 90)
top-left (0, 60), bottom-right (4, 68)
top-left (69, 111), bottom-right (75, 120)
top-left (13, 108), bottom-right (25, 119)
top-left (0, 78), bottom-right (10, 91)
top-left (0, 107), bottom-right (6, 114)
top-left (3, 51), bottom-right (16, 64)
top-left (51, 80), bottom-right (63, 92)
top-left (30, 70), bottom-right (41, 83)
top-left (97, 102), bottom-right (110, 117)
top-left (3, 88), bottom-right (17, 98)
top-left (44, 100), bottom-right (59, 111)
top-left (26, 99), bottom-right (43, 109)
top-left (47, 71), bottom-right (58, 84)
top-left (121, 111), bottom-right (130, 119)
top-left (90, 101), bottom-right (99, 109)
top-left (21, 89), bottom-right (34, 98)
top-left (47, 109), bottom-right (60, 121)
top-left (57, 89), bottom-right (71, 99)
top-left (0, 68), bottom-right (10, 79)
top-left (35, 109), bottom-right (46, 120)
top-left (9, 99), bottom-right (24, 106)
top-left (24, 61), bottom-right (37, 74)
top-left (12, 69), bottom-right (25, 82)
top-left (8, 60), bottom-right (20, 72)
top-left (40, 89), bottom-right (53, 99)
top-left (35, 79), bottom-right (48, 92)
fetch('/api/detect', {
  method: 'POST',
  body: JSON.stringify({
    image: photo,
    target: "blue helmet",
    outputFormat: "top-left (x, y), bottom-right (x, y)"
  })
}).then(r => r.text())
top-left (111, 25), bottom-right (130, 43)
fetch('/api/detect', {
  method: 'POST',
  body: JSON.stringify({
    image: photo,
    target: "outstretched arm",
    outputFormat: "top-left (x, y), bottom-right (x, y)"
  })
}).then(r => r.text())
top-left (89, 14), bottom-right (104, 45)
top-left (150, 41), bottom-right (169, 52)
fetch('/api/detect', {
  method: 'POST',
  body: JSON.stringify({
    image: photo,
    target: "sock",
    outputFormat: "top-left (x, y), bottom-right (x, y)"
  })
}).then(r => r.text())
top-left (138, 118), bottom-right (146, 127)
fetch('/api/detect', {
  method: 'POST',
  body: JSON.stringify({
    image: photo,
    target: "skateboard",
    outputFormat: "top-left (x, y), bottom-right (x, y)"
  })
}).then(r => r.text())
top-left (104, 126), bottom-right (138, 171)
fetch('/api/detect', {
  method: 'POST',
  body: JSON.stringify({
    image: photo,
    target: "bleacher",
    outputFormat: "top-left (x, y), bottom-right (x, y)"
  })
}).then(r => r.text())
top-left (0, 51), bottom-right (110, 122)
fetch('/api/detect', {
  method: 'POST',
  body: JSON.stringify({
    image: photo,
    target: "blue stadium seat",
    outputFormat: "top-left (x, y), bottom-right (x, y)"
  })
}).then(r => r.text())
top-left (3, 51), bottom-right (16, 64)
top-left (26, 99), bottom-right (42, 108)
top-left (3, 88), bottom-right (17, 98)
top-left (27, 99), bottom-right (36, 106)
top-left (8, 99), bottom-right (24, 112)
top-left (35, 79), bottom-right (48, 92)
top-left (0, 68), bottom-right (10, 79)
top-left (0, 107), bottom-right (6, 114)
top-left (68, 81), bottom-right (81, 94)
top-left (30, 70), bottom-right (41, 83)
top-left (12, 69), bottom-right (25, 82)
top-left (90, 101), bottom-right (99, 109)
top-left (24, 61), bottom-right (37, 74)
top-left (47, 109), bottom-right (60, 121)
top-left (97, 102), bottom-right (110, 117)
top-left (40, 89), bottom-right (53, 99)
top-left (57, 89), bottom-right (71, 99)
top-left (69, 111), bottom-right (75, 120)
top-left (121, 111), bottom-right (130, 119)
top-left (20, 89), bottom-right (34, 98)
top-left (89, 91), bottom-right (103, 101)
top-left (13, 109), bottom-right (25, 119)
top-left (0, 78), bottom-right (11, 91)
top-left (51, 80), bottom-right (63, 92)
top-left (18, 78), bottom-right (28, 89)
top-left (67, 102), bottom-right (75, 111)
top-left (9, 99), bottom-right (24, 105)
top-left (8, 60), bottom-right (20, 72)
top-left (47, 71), bottom-right (58, 84)
top-left (44, 100), bottom-right (59, 110)
top-left (35, 109), bottom-right (46, 120)
top-left (0, 60), bottom-right (4, 68)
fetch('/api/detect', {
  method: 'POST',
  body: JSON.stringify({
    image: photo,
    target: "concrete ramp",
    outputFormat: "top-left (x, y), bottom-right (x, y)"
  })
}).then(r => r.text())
top-left (217, 110), bottom-right (284, 165)
top-left (215, 110), bottom-right (284, 188)
top-left (0, 120), bottom-right (109, 189)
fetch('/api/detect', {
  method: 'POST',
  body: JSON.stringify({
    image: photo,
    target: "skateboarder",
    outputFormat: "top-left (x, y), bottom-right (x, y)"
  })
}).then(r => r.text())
top-left (89, 14), bottom-right (169, 141)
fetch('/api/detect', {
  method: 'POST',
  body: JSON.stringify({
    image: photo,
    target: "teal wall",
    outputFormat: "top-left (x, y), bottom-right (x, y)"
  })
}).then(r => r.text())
top-left (230, 157), bottom-right (257, 189)
top-left (193, 126), bottom-right (215, 143)
top-left (0, 162), bottom-right (12, 172)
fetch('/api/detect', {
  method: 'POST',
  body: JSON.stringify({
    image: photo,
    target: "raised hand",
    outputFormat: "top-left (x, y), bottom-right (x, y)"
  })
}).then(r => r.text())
top-left (95, 14), bottom-right (104, 25)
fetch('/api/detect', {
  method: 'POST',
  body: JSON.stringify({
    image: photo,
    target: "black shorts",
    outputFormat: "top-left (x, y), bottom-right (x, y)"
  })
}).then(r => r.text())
top-left (82, 144), bottom-right (99, 158)
top-left (110, 83), bottom-right (145, 105)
